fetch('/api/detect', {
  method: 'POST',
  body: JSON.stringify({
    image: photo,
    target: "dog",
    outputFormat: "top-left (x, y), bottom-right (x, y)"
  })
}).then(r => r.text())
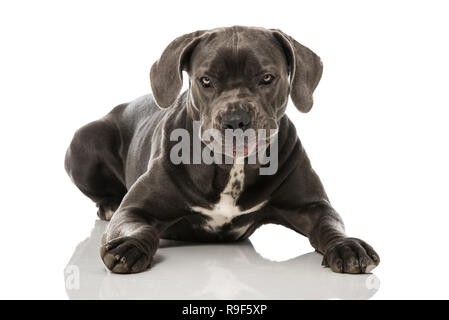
top-left (65, 26), bottom-right (380, 274)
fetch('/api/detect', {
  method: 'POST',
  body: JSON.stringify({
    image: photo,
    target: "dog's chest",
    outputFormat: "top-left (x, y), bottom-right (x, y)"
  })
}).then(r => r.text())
top-left (191, 164), bottom-right (264, 235)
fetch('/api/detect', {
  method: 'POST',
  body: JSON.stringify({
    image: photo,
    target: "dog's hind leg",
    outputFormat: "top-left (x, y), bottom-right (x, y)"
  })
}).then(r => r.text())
top-left (65, 118), bottom-right (127, 221)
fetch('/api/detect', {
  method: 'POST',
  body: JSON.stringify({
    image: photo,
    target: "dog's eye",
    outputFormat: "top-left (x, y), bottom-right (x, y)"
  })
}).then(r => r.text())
top-left (200, 77), bottom-right (212, 88)
top-left (260, 74), bottom-right (275, 85)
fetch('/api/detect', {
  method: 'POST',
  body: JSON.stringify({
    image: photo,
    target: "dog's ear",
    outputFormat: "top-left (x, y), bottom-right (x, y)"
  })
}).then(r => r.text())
top-left (150, 30), bottom-right (207, 109)
top-left (271, 30), bottom-right (323, 113)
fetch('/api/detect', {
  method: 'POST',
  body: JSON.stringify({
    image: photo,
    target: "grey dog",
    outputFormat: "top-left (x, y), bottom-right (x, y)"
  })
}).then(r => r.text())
top-left (65, 26), bottom-right (380, 274)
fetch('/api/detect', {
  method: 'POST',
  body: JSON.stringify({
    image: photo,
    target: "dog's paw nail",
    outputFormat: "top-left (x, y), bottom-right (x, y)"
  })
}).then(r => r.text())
top-left (365, 264), bottom-right (376, 273)
top-left (101, 236), bottom-right (155, 274)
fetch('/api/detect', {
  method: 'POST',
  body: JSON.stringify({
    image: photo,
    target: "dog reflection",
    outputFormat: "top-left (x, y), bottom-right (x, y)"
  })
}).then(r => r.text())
top-left (65, 221), bottom-right (380, 299)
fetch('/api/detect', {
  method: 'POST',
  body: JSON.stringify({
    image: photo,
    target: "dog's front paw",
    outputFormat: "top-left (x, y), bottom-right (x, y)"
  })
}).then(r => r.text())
top-left (322, 237), bottom-right (380, 274)
top-left (100, 237), bottom-right (154, 274)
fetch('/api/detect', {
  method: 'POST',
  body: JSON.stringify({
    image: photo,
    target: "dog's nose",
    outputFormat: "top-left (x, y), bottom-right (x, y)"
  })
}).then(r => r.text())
top-left (221, 110), bottom-right (251, 130)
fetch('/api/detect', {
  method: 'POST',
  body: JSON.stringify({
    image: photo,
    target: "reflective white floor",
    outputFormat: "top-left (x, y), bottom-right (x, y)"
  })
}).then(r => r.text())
top-left (64, 221), bottom-right (379, 300)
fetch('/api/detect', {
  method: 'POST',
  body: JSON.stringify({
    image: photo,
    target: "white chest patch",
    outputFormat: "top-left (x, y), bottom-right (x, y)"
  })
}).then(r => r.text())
top-left (191, 163), bottom-right (266, 236)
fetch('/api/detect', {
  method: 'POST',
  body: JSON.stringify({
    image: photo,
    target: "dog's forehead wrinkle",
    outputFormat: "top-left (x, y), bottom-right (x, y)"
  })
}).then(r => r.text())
top-left (195, 39), bottom-right (273, 74)
top-left (212, 49), bottom-right (260, 79)
top-left (191, 29), bottom-right (286, 82)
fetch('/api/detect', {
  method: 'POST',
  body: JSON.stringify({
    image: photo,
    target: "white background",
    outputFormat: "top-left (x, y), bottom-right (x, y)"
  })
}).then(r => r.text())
top-left (1, 0), bottom-right (448, 299)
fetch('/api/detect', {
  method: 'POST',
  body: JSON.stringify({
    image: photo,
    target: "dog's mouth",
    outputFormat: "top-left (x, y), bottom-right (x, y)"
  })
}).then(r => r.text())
top-left (198, 119), bottom-right (279, 160)
top-left (202, 134), bottom-right (271, 159)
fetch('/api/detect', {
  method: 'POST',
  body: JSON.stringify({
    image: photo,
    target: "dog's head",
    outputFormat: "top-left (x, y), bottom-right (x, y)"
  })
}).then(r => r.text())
top-left (150, 26), bottom-right (322, 158)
